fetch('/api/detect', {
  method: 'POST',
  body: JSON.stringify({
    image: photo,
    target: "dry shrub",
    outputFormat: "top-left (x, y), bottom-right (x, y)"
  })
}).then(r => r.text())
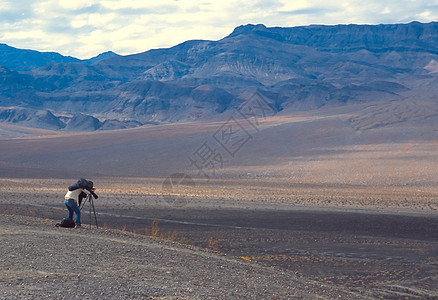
top-left (207, 237), bottom-right (221, 252)
top-left (151, 219), bottom-right (160, 237)
top-left (143, 220), bottom-right (180, 242)
top-left (241, 256), bottom-right (251, 261)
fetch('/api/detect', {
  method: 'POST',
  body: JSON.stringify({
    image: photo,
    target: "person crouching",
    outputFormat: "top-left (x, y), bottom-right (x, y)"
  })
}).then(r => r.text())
top-left (64, 187), bottom-right (90, 227)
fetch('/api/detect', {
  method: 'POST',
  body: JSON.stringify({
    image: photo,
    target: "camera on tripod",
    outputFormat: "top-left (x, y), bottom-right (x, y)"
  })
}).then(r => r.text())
top-left (68, 178), bottom-right (98, 205)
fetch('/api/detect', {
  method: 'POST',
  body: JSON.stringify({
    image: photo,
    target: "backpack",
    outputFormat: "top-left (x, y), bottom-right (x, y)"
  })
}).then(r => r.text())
top-left (56, 218), bottom-right (76, 228)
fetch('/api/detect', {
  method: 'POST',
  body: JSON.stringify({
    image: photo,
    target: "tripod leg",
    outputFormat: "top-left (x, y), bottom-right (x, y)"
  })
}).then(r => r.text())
top-left (89, 195), bottom-right (92, 229)
top-left (91, 198), bottom-right (98, 229)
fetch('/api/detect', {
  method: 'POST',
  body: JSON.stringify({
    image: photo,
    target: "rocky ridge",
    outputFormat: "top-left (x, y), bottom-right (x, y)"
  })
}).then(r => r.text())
top-left (0, 21), bottom-right (437, 131)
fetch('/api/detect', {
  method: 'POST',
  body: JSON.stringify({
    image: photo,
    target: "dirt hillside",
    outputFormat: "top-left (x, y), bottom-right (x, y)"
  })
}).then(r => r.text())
top-left (0, 214), bottom-right (362, 299)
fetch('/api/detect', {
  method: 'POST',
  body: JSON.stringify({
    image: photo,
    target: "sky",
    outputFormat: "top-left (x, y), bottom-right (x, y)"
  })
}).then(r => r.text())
top-left (1, 0), bottom-right (437, 59)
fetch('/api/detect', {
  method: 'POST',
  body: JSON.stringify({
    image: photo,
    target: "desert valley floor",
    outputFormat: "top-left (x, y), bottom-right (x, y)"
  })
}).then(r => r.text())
top-left (1, 104), bottom-right (438, 298)
top-left (1, 177), bottom-right (437, 299)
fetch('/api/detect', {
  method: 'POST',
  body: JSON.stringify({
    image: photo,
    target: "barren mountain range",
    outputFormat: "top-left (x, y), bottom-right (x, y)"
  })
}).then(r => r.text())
top-left (1, 21), bottom-right (437, 131)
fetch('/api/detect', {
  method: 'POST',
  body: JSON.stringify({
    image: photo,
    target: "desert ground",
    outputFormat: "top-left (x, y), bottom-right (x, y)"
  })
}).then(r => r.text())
top-left (1, 177), bottom-right (437, 299)
top-left (1, 103), bottom-right (438, 298)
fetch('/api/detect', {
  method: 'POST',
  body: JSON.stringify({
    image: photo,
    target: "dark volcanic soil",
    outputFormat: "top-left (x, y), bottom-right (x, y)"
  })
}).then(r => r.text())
top-left (1, 214), bottom-right (358, 300)
top-left (2, 201), bottom-right (438, 299)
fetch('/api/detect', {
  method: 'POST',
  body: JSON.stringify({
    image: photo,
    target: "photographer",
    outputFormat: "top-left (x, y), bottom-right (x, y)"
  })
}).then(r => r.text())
top-left (64, 178), bottom-right (97, 228)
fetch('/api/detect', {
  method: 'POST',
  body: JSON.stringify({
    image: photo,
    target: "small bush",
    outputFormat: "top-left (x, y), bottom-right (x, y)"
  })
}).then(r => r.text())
top-left (142, 220), bottom-right (181, 242)
top-left (207, 237), bottom-right (221, 252)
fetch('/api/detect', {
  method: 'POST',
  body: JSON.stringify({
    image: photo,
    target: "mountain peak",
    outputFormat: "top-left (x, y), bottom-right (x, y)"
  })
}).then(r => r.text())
top-left (0, 43), bottom-right (80, 71)
top-left (226, 21), bottom-right (438, 52)
top-left (228, 24), bottom-right (269, 37)
top-left (85, 51), bottom-right (120, 64)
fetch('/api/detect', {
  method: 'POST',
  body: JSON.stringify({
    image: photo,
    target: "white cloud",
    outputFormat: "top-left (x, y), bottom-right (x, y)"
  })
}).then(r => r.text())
top-left (0, 0), bottom-right (436, 59)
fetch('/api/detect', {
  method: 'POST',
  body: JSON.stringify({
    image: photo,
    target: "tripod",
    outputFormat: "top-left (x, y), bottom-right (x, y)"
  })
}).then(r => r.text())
top-left (80, 194), bottom-right (98, 229)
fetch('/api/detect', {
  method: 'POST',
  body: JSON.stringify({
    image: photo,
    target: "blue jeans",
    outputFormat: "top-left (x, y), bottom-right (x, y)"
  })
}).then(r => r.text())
top-left (65, 198), bottom-right (81, 226)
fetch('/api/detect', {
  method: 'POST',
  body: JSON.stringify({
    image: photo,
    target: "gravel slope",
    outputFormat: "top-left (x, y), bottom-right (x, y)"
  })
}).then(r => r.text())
top-left (0, 214), bottom-right (363, 299)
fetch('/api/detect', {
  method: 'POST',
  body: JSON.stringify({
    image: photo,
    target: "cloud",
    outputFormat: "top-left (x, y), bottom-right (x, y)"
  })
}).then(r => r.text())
top-left (0, 0), bottom-right (436, 59)
top-left (0, 0), bottom-right (36, 23)
top-left (279, 7), bottom-right (338, 17)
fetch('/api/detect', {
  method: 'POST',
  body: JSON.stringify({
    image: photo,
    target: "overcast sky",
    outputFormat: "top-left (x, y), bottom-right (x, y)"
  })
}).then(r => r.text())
top-left (1, 0), bottom-right (437, 59)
